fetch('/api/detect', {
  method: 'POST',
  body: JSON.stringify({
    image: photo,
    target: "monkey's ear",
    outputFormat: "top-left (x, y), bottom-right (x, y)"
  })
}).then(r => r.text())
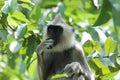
top-left (52, 14), bottom-right (64, 24)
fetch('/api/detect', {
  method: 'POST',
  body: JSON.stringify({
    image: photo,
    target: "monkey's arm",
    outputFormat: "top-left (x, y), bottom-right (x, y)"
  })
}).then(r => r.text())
top-left (36, 39), bottom-right (54, 80)
top-left (37, 54), bottom-right (46, 80)
top-left (63, 44), bottom-right (95, 80)
top-left (75, 45), bottom-right (95, 80)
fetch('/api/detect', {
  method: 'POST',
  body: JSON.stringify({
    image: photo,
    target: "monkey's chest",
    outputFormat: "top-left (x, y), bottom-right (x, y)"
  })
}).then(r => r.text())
top-left (47, 52), bottom-right (73, 75)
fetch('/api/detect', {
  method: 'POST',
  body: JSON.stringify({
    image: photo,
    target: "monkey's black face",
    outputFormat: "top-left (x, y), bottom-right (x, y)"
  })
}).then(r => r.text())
top-left (47, 25), bottom-right (63, 46)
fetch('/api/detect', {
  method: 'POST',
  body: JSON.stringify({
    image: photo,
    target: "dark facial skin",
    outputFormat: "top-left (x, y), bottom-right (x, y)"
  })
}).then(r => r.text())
top-left (47, 25), bottom-right (63, 46)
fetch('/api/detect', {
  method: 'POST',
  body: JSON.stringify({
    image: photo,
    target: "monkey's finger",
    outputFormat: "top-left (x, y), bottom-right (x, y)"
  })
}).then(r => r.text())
top-left (63, 68), bottom-right (74, 77)
top-left (63, 65), bottom-right (74, 77)
top-left (44, 40), bottom-right (54, 45)
top-left (45, 38), bottom-right (54, 43)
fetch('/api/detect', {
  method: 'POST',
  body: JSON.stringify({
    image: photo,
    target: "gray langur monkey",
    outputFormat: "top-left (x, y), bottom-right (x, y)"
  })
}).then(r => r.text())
top-left (36, 14), bottom-right (95, 80)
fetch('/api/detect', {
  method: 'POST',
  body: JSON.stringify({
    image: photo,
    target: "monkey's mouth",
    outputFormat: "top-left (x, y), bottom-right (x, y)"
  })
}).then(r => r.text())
top-left (46, 38), bottom-right (55, 49)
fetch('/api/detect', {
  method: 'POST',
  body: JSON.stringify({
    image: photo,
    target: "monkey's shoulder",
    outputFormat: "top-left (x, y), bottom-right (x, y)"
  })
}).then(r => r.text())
top-left (44, 43), bottom-right (84, 58)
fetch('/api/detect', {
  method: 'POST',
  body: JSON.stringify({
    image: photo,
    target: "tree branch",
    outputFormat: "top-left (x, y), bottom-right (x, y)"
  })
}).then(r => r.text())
top-left (93, 55), bottom-right (120, 58)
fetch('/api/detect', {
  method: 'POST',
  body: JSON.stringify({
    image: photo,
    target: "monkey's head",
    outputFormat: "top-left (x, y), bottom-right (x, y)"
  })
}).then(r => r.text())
top-left (43, 14), bottom-right (76, 52)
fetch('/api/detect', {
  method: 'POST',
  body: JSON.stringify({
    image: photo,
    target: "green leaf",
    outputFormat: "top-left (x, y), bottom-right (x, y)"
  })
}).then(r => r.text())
top-left (30, 3), bottom-right (41, 21)
top-left (11, 10), bottom-right (29, 22)
top-left (8, 0), bottom-right (17, 14)
top-left (20, 3), bottom-right (32, 11)
top-left (0, 29), bottom-right (8, 41)
top-left (5, 44), bottom-right (13, 58)
top-left (109, 0), bottom-right (120, 12)
top-left (110, 53), bottom-right (118, 63)
top-left (50, 73), bottom-right (68, 80)
top-left (99, 58), bottom-right (115, 67)
top-left (118, 44), bottom-right (120, 53)
top-left (1, 1), bottom-right (9, 14)
top-left (100, 71), bottom-right (118, 80)
top-left (104, 37), bottom-right (116, 54)
top-left (18, 0), bottom-right (31, 4)
top-left (94, 0), bottom-right (112, 26)
top-left (93, 59), bottom-right (103, 68)
top-left (111, 0), bottom-right (120, 39)
top-left (14, 23), bottom-right (27, 39)
top-left (9, 41), bottom-right (22, 53)
top-left (1, 0), bottom-right (17, 14)
top-left (112, 8), bottom-right (120, 27)
top-left (57, 2), bottom-right (66, 15)
top-left (88, 60), bottom-right (99, 72)
top-left (26, 35), bottom-right (38, 57)
top-left (0, 13), bottom-right (8, 26)
top-left (101, 66), bottom-right (110, 75)
top-left (83, 40), bottom-right (100, 55)
top-left (0, 0), bottom-right (4, 9)
top-left (19, 62), bottom-right (26, 74)
top-left (86, 27), bottom-right (99, 41)
top-left (8, 56), bottom-right (15, 69)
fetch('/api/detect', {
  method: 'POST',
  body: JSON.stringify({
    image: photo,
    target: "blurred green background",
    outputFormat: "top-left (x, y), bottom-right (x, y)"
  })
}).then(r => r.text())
top-left (0, 0), bottom-right (120, 80)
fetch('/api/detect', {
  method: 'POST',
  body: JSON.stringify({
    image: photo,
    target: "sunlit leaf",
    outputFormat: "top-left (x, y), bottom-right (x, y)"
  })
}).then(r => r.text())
top-left (95, 28), bottom-right (107, 44)
top-left (83, 40), bottom-right (100, 55)
top-left (93, 0), bottom-right (99, 9)
top-left (18, 0), bottom-right (31, 4)
top-left (114, 70), bottom-right (120, 80)
top-left (93, 59), bottom-right (103, 68)
top-left (20, 3), bottom-right (32, 11)
top-left (88, 60), bottom-right (99, 72)
top-left (50, 73), bottom-right (68, 80)
top-left (14, 23), bottom-right (27, 39)
top-left (9, 41), bottom-right (22, 53)
top-left (83, 40), bottom-right (93, 55)
top-left (11, 10), bottom-right (29, 22)
top-left (104, 37), bottom-right (116, 54)
top-left (116, 59), bottom-right (120, 65)
top-left (118, 44), bottom-right (120, 53)
top-left (30, 3), bottom-right (41, 21)
top-left (100, 71), bottom-right (118, 80)
top-left (5, 44), bottom-right (13, 58)
top-left (0, 0), bottom-right (4, 9)
top-left (101, 66), bottom-right (110, 75)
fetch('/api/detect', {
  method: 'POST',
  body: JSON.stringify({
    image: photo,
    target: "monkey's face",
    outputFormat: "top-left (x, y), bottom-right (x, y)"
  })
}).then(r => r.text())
top-left (47, 25), bottom-right (63, 46)
top-left (42, 14), bottom-right (75, 52)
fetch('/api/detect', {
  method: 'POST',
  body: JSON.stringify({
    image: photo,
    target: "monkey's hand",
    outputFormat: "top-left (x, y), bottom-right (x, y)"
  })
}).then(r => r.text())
top-left (36, 39), bottom-right (54, 55)
top-left (63, 62), bottom-right (83, 77)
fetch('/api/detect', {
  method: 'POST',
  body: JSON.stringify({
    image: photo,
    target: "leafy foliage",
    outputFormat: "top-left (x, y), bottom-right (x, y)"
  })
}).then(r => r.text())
top-left (0, 0), bottom-right (120, 80)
